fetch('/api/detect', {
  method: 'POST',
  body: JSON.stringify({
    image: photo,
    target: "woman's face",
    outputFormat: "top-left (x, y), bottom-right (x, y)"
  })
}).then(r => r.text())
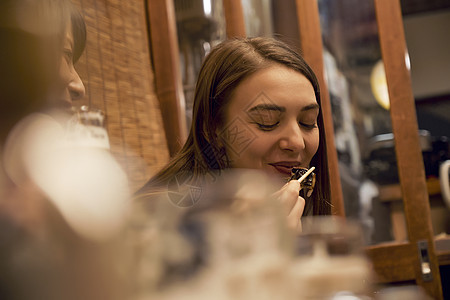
top-left (218, 64), bottom-right (320, 181)
top-left (52, 22), bottom-right (85, 109)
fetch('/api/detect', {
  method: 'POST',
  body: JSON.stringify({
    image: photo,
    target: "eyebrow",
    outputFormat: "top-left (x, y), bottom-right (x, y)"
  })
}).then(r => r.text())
top-left (247, 103), bottom-right (319, 113)
top-left (248, 104), bottom-right (285, 113)
top-left (301, 103), bottom-right (320, 111)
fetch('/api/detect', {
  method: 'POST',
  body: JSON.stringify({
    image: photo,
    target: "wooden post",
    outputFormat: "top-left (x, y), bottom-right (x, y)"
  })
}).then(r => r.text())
top-left (296, 0), bottom-right (345, 217)
top-left (223, 0), bottom-right (246, 38)
top-left (147, 0), bottom-right (187, 156)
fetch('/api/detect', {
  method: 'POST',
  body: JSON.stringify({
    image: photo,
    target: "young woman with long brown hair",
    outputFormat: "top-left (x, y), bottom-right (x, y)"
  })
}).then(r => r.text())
top-left (136, 37), bottom-right (331, 231)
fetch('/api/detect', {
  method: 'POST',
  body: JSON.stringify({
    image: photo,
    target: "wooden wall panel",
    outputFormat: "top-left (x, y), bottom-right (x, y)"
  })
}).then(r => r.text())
top-left (72, 0), bottom-right (170, 192)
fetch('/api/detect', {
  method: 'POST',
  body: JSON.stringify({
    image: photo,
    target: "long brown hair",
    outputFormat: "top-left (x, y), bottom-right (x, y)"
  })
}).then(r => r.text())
top-left (137, 37), bottom-right (331, 215)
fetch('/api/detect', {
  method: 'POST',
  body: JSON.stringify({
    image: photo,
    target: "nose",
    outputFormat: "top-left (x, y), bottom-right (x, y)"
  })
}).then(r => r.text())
top-left (278, 122), bottom-right (305, 152)
top-left (69, 70), bottom-right (85, 101)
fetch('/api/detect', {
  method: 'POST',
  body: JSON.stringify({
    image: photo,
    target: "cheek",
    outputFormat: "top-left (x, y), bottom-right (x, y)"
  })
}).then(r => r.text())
top-left (240, 132), bottom-right (275, 157)
top-left (225, 133), bottom-right (279, 169)
top-left (219, 118), bottom-right (260, 162)
top-left (59, 60), bottom-right (71, 84)
top-left (306, 129), bottom-right (320, 157)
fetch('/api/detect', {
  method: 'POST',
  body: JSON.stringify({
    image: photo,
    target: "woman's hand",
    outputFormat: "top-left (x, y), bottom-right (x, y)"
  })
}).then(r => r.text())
top-left (272, 180), bottom-right (305, 233)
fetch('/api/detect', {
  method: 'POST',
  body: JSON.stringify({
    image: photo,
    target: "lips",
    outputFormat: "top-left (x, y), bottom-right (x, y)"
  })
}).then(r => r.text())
top-left (269, 162), bottom-right (302, 176)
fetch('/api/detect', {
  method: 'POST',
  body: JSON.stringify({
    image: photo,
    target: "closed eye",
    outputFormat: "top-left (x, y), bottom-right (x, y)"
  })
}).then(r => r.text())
top-left (254, 122), bottom-right (280, 131)
top-left (64, 49), bottom-right (74, 64)
top-left (299, 122), bottom-right (317, 129)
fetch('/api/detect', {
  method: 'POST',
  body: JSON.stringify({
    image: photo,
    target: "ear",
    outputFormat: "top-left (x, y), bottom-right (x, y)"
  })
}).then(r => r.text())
top-left (213, 125), bottom-right (225, 149)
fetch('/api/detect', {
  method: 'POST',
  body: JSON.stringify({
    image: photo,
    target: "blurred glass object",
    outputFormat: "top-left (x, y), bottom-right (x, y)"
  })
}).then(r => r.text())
top-left (66, 105), bottom-right (110, 149)
top-left (3, 107), bottom-right (130, 241)
top-left (290, 216), bottom-right (373, 299)
top-left (130, 169), bottom-right (308, 299)
top-left (440, 160), bottom-right (450, 209)
top-left (375, 285), bottom-right (432, 300)
top-left (130, 171), bottom-right (378, 299)
top-left (174, 0), bottom-right (226, 129)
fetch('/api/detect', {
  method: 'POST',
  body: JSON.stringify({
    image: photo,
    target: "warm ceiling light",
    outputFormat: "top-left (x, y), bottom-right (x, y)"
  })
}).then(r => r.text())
top-left (370, 59), bottom-right (390, 110)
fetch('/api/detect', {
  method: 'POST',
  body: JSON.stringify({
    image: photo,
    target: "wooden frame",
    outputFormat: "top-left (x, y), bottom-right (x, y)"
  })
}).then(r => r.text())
top-left (368, 0), bottom-right (442, 297)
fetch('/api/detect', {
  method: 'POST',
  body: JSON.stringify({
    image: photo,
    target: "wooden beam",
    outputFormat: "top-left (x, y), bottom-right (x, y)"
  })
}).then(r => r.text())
top-left (223, 0), bottom-right (246, 38)
top-left (374, 0), bottom-right (442, 298)
top-left (295, 0), bottom-right (345, 217)
top-left (147, 0), bottom-right (187, 156)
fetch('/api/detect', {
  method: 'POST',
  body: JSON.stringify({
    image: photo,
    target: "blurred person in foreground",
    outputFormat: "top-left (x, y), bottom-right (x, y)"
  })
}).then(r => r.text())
top-left (0, 1), bottom-right (130, 299)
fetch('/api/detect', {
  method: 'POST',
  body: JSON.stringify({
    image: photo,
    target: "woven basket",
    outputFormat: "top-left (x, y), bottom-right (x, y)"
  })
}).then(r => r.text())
top-left (72, 0), bottom-right (170, 192)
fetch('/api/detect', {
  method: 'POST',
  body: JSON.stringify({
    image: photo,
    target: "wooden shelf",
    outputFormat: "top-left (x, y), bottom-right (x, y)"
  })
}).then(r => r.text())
top-left (378, 178), bottom-right (442, 202)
